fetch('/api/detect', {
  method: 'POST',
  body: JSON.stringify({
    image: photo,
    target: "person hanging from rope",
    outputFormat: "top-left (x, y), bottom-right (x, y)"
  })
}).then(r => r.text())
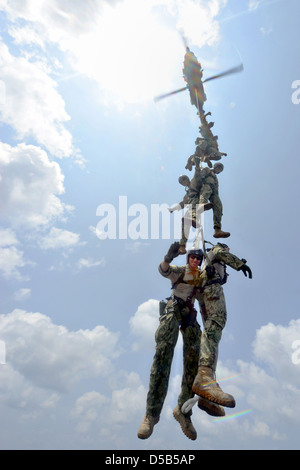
top-left (185, 136), bottom-right (227, 171)
top-left (198, 162), bottom-right (231, 239)
top-left (190, 242), bottom-right (252, 409)
top-left (198, 111), bottom-right (228, 161)
top-left (168, 157), bottom-right (212, 254)
top-left (137, 242), bottom-right (224, 441)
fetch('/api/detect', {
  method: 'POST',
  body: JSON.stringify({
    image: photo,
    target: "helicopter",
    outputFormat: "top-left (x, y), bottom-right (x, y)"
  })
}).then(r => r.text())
top-left (154, 45), bottom-right (243, 115)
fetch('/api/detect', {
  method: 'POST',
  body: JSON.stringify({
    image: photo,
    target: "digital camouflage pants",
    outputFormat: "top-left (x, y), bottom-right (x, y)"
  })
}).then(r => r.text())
top-left (199, 183), bottom-right (223, 229)
top-left (198, 283), bottom-right (227, 371)
top-left (146, 300), bottom-right (201, 418)
top-left (180, 198), bottom-right (204, 246)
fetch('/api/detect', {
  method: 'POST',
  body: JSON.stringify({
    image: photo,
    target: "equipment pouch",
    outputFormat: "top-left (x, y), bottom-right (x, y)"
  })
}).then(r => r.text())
top-left (159, 300), bottom-right (167, 316)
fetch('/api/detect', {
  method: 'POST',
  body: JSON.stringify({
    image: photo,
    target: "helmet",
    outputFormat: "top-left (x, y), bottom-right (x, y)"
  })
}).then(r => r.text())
top-left (187, 248), bottom-right (204, 265)
top-left (213, 162), bottom-right (224, 171)
top-left (217, 242), bottom-right (229, 249)
top-left (178, 175), bottom-right (190, 185)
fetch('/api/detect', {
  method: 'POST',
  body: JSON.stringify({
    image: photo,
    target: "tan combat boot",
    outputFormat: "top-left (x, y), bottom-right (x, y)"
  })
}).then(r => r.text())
top-left (197, 396), bottom-right (225, 417)
top-left (137, 414), bottom-right (159, 439)
top-left (198, 202), bottom-right (213, 213)
top-left (179, 244), bottom-right (187, 254)
top-left (192, 366), bottom-right (235, 408)
top-left (213, 227), bottom-right (230, 238)
top-left (173, 406), bottom-right (197, 441)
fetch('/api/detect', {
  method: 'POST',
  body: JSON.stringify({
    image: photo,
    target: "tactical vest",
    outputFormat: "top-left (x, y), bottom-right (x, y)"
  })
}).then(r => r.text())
top-left (205, 250), bottom-right (228, 285)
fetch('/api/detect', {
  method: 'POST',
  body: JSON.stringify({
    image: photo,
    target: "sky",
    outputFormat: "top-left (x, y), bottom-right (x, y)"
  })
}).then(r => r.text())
top-left (0, 0), bottom-right (300, 451)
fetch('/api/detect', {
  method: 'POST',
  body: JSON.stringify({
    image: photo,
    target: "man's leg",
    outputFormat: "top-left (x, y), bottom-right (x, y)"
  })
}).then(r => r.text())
top-left (173, 322), bottom-right (201, 440)
top-left (138, 310), bottom-right (179, 439)
top-left (192, 285), bottom-right (235, 407)
top-left (178, 322), bottom-right (201, 408)
top-left (210, 193), bottom-right (230, 238)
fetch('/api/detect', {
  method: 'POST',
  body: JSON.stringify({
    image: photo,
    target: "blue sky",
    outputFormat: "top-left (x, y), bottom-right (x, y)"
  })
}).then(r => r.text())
top-left (0, 0), bottom-right (300, 450)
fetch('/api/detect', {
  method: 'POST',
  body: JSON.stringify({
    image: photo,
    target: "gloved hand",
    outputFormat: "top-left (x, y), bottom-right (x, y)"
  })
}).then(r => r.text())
top-left (194, 156), bottom-right (201, 168)
top-left (164, 242), bottom-right (181, 263)
top-left (205, 265), bottom-right (215, 278)
top-left (239, 264), bottom-right (252, 279)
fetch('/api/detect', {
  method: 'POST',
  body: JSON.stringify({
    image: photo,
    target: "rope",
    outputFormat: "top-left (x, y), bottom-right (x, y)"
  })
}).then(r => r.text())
top-left (181, 396), bottom-right (199, 414)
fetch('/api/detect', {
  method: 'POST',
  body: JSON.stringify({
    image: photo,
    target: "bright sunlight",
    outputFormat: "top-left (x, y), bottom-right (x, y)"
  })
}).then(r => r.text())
top-left (72, 0), bottom-right (183, 106)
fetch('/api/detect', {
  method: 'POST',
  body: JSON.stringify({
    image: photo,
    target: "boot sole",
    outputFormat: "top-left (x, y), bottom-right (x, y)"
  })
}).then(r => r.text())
top-left (192, 386), bottom-right (235, 408)
top-left (137, 432), bottom-right (150, 440)
top-left (213, 233), bottom-right (230, 238)
top-left (197, 396), bottom-right (225, 417)
top-left (173, 409), bottom-right (197, 441)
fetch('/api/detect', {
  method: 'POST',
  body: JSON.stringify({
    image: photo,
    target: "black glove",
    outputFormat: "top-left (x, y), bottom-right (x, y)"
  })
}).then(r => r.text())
top-left (205, 265), bottom-right (215, 278)
top-left (164, 242), bottom-right (181, 263)
top-left (239, 264), bottom-right (252, 279)
top-left (194, 156), bottom-right (201, 168)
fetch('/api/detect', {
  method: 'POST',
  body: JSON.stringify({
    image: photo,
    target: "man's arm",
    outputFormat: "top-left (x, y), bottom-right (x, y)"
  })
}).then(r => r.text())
top-left (168, 202), bottom-right (184, 213)
top-left (159, 242), bottom-right (181, 273)
top-left (213, 245), bottom-right (252, 278)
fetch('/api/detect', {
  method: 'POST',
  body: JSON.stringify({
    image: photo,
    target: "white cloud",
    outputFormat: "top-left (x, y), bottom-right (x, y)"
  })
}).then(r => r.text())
top-left (129, 299), bottom-right (160, 351)
top-left (0, 228), bottom-right (29, 279)
top-left (0, 309), bottom-right (121, 394)
top-left (77, 257), bottom-right (106, 270)
top-left (0, 40), bottom-right (78, 159)
top-left (0, 0), bottom-right (103, 43)
top-left (38, 227), bottom-right (81, 250)
top-left (13, 288), bottom-right (31, 301)
top-left (260, 26), bottom-right (273, 35)
top-left (0, 142), bottom-right (71, 229)
top-left (110, 372), bottom-right (147, 424)
top-left (0, 246), bottom-right (27, 280)
top-left (72, 391), bottom-right (109, 434)
top-left (0, 0), bottom-right (228, 107)
top-left (0, 305), bottom-right (299, 448)
top-left (248, 0), bottom-right (262, 10)
top-left (252, 319), bottom-right (300, 387)
top-left (0, 228), bottom-right (19, 246)
top-left (170, 0), bottom-right (227, 47)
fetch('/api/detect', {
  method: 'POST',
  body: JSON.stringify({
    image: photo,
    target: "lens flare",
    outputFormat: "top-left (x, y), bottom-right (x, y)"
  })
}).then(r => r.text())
top-left (214, 408), bottom-right (253, 422)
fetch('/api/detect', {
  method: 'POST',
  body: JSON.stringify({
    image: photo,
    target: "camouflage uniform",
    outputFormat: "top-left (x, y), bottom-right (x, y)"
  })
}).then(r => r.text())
top-left (197, 244), bottom-right (244, 370)
top-left (198, 167), bottom-right (223, 230)
top-left (177, 169), bottom-right (202, 218)
top-left (175, 169), bottom-right (206, 249)
top-left (146, 264), bottom-right (202, 417)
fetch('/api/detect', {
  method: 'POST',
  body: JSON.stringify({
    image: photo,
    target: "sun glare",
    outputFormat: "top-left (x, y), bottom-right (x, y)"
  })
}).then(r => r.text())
top-left (74, 1), bottom-right (183, 106)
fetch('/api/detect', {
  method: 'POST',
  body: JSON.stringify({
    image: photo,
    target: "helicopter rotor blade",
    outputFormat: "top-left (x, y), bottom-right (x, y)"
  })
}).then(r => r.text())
top-left (203, 63), bottom-right (244, 83)
top-left (154, 63), bottom-right (244, 102)
top-left (154, 86), bottom-right (188, 102)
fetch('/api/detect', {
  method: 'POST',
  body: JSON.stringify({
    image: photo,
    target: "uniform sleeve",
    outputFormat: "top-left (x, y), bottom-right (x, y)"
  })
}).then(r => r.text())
top-left (189, 169), bottom-right (202, 191)
top-left (204, 172), bottom-right (218, 189)
top-left (212, 246), bottom-right (244, 270)
top-left (158, 263), bottom-right (185, 281)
